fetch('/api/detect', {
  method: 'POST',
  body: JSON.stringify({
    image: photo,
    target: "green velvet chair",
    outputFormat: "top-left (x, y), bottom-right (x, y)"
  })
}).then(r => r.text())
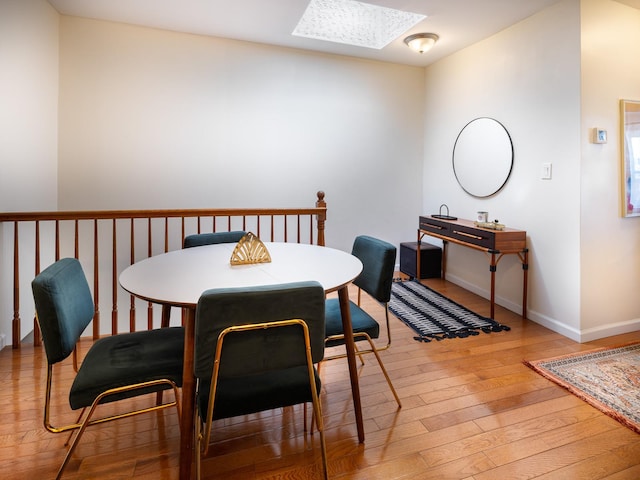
top-left (31, 258), bottom-right (184, 479)
top-left (194, 281), bottom-right (328, 480)
top-left (324, 235), bottom-right (402, 407)
top-left (183, 230), bottom-right (247, 249)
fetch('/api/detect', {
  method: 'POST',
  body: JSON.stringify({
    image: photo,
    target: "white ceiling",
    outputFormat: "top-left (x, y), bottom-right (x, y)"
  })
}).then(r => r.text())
top-left (47, 0), bottom-right (639, 67)
top-left (47, 0), bottom-right (568, 67)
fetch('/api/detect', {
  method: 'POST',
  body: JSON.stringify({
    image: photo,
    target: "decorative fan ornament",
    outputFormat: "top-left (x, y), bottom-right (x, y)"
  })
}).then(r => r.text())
top-left (230, 232), bottom-right (272, 265)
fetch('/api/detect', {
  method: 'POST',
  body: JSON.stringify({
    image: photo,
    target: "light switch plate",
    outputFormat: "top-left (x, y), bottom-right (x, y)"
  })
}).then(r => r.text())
top-left (541, 163), bottom-right (552, 180)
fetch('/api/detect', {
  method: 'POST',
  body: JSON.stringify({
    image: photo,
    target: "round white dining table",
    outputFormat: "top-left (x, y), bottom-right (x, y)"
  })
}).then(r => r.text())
top-left (119, 242), bottom-right (362, 306)
top-left (119, 242), bottom-right (364, 480)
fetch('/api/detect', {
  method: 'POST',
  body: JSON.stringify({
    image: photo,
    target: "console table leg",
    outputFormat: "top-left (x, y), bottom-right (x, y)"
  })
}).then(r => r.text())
top-left (442, 241), bottom-right (448, 280)
top-left (522, 249), bottom-right (529, 319)
top-left (489, 252), bottom-right (497, 319)
top-left (416, 230), bottom-right (421, 280)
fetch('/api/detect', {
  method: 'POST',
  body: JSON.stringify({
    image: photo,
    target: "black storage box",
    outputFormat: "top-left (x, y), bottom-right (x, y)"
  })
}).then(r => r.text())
top-left (399, 242), bottom-right (442, 279)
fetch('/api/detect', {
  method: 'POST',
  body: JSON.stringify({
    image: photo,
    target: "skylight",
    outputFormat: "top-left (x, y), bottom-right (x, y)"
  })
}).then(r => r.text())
top-left (292, 0), bottom-right (426, 50)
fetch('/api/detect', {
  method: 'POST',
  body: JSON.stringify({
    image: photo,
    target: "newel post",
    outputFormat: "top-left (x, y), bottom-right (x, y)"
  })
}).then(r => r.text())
top-left (316, 191), bottom-right (326, 246)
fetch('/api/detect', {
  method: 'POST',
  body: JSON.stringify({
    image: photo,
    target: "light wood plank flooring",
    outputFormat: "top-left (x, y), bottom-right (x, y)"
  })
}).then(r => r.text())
top-left (1, 277), bottom-right (639, 479)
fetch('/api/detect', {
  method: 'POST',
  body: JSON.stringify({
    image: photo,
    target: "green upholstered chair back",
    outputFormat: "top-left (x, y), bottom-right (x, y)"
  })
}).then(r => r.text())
top-left (351, 235), bottom-right (396, 303)
top-left (31, 258), bottom-right (95, 365)
top-left (183, 231), bottom-right (246, 249)
top-left (194, 281), bottom-right (325, 381)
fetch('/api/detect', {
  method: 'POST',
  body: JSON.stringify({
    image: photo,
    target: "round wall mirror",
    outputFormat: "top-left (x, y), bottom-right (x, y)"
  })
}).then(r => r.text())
top-left (452, 117), bottom-right (514, 198)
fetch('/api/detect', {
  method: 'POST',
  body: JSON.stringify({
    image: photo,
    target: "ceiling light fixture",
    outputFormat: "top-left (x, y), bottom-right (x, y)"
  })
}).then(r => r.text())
top-left (293, 0), bottom-right (426, 50)
top-left (404, 33), bottom-right (439, 53)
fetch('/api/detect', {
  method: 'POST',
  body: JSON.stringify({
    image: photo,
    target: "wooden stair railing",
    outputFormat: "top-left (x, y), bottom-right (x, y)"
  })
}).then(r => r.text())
top-left (0, 191), bottom-right (326, 349)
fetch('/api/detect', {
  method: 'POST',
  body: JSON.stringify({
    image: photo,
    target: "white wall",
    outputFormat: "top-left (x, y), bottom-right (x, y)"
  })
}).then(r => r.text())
top-left (0, 0), bottom-right (58, 212)
top-left (579, 0), bottom-right (640, 339)
top-left (58, 17), bottom-right (425, 254)
top-left (0, 0), bottom-right (59, 345)
top-left (422, 0), bottom-right (584, 338)
top-left (422, 0), bottom-right (640, 341)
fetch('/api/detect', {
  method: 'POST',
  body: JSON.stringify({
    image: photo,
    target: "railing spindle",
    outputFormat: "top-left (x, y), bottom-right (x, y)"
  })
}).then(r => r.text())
top-left (164, 217), bottom-right (169, 254)
top-left (55, 220), bottom-right (60, 260)
top-left (129, 218), bottom-right (136, 332)
top-left (33, 221), bottom-right (41, 346)
top-left (112, 219), bottom-right (118, 335)
top-left (147, 218), bottom-right (153, 330)
top-left (74, 219), bottom-right (79, 258)
top-left (93, 219), bottom-right (100, 340)
top-left (12, 222), bottom-right (20, 347)
top-left (270, 216), bottom-right (275, 242)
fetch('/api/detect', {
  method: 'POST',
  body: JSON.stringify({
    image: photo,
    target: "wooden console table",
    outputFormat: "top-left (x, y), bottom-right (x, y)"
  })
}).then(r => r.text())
top-left (417, 216), bottom-right (528, 319)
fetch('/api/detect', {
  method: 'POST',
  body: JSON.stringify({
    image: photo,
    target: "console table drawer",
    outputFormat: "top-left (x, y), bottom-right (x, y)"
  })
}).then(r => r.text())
top-left (420, 216), bottom-right (493, 249)
top-left (449, 224), bottom-right (495, 249)
top-left (419, 217), bottom-right (450, 235)
top-left (419, 215), bottom-right (525, 251)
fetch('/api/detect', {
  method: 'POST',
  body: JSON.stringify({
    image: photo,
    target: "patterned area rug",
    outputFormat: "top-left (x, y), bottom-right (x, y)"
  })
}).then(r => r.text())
top-left (389, 280), bottom-right (510, 342)
top-left (525, 343), bottom-right (640, 434)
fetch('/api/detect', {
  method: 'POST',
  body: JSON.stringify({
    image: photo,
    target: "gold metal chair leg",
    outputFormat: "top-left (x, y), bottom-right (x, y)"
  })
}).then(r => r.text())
top-left (310, 390), bottom-right (329, 480)
top-left (354, 342), bottom-right (366, 366)
top-left (51, 382), bottom-right (181, 479)
top-left (63, 408), bottom-right (86, 447)
top-left (362, 336), bottom-right (402, 408)
top-left (56, 400), bottom-right (102, 479)
top-left (303, 403), bottom-right (308, 432)
top-left (195, 418), bottom-right (202, 480)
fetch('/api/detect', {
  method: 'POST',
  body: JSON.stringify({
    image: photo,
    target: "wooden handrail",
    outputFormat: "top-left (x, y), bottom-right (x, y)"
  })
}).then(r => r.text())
top-left (0, 206), bottom-right (326, 223)
top-left (0, 191), bottom-right (327, 349)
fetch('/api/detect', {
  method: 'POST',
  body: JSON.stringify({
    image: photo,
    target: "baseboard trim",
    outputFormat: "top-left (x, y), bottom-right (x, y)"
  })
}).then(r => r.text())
top-left (415, 274), bottom-right (640, 343)
top-left (578, 319), bottom-right (640, 343)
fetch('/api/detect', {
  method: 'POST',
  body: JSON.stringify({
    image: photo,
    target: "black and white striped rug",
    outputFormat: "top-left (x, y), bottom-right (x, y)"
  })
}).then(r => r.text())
top-left (389, 280), bottom-right (510, 342)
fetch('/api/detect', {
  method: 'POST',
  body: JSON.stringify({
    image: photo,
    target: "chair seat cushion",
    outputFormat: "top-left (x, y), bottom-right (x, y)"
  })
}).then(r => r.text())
top-left (69, 327), bottom-right (185, 410)
top-left (324, 298), bottom-right (380, 348)
top-left (197, 365), bottom-right (321, 421)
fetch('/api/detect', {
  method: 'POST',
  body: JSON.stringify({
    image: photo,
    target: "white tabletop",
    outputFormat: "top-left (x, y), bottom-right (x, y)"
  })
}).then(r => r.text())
top-left (119, 242), bottom-right (363, 307)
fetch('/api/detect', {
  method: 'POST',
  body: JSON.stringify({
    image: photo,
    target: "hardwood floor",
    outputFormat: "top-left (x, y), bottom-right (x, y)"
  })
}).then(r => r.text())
top-left (2, 277), bottom-right (639, 479)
